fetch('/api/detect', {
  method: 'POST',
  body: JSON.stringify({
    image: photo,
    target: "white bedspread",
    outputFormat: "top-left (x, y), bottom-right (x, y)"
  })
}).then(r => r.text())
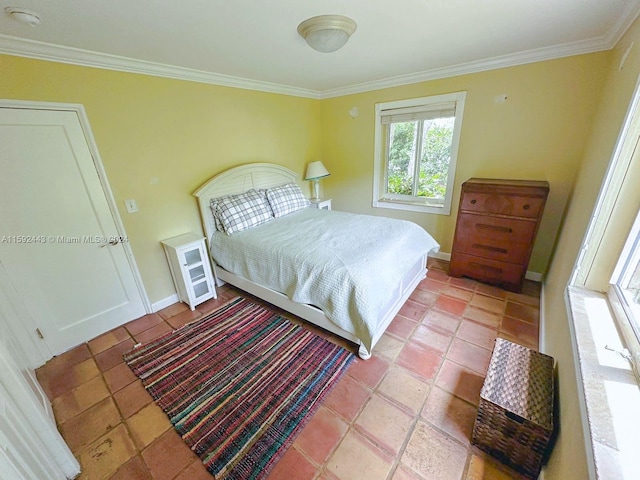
top-left (210, 208), bottom-right (439, 351)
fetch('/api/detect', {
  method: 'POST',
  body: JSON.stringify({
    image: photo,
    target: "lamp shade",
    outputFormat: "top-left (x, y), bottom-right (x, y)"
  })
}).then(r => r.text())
top-left (305, 161), bottom-right (330, 180)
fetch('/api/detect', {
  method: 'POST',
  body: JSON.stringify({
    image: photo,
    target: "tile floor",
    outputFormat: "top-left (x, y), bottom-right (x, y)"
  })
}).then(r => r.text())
top-left (36, 259), bottom-right (541, 480)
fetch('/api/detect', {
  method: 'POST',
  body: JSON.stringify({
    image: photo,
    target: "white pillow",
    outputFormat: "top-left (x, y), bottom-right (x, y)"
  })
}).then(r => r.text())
top-left (212, 190), bottom-right (273, 235)
top-left (266, 183), bottom-right (311, 218)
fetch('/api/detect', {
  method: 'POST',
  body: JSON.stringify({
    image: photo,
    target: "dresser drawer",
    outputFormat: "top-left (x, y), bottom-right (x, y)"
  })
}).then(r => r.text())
top-left (460, 192), bottom-right (545, 219)
top-left (449, 252), bottom-right (525, 291)
top-left (454, 214), bottom-right (536, 263)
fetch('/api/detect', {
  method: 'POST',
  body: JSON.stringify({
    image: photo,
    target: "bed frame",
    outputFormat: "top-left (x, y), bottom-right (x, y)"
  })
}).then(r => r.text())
top-left (193, 163), bottom-right (428, 359)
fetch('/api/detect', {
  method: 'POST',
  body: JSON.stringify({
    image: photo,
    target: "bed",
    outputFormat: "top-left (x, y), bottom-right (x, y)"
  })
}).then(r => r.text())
top-left (193, 163), bottom-right (439, 359)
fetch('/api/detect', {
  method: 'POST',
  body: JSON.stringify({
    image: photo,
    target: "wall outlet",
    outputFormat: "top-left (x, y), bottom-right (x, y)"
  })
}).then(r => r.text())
top-left (125, 199), bottom-right (138, 213)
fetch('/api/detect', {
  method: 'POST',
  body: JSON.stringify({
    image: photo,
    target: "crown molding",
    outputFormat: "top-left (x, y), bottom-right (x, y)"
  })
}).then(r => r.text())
top-left (319, 36), bottom-right (614, 99)
top-left (2, 2), bottom-right (638, 103)
top-left (0, 34), bottom-right (321, 99)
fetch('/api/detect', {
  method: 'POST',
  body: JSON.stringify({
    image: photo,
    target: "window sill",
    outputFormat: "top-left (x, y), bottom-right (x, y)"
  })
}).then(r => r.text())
top-left (372, 198), bottom-right (450, 215)
top-left (565, 286), bottom-right (640, 479)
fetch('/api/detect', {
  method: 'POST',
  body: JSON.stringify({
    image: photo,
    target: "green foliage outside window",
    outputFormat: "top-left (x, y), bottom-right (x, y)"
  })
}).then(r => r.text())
top-left (387, 118), bottom-right (454, 199)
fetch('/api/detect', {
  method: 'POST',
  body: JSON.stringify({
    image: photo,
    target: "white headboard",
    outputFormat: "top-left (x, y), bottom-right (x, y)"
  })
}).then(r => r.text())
top-left (193, 162), bottom-right (302, 242)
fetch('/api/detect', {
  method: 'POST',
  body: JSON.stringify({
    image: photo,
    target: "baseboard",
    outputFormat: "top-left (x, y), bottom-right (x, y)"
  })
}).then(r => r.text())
top-left (429, 251), bottom-right (543, 282)
top-left (151, 293), bottom-right (179, 313)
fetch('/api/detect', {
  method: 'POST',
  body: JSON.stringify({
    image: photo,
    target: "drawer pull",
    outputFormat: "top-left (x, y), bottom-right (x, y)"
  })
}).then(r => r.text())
top-left (472, 244), bottom-right (508, 254)
top-left (470, 262), bottom-right (503, 274)
top-left (523, 204), bottom-right (531, 210)
top-left (477, 223), bottom-right (512, 233)
top-left (470, 199), bottom-right (477, 204)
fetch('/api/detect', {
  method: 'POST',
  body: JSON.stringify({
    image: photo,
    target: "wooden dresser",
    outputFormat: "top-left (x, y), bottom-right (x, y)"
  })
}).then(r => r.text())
top-left (449, 178), bottom-right (549, 292)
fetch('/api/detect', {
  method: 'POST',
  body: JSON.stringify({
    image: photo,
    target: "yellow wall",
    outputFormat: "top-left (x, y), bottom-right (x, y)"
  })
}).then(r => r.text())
top-left (1, 55), bottom-right (322, 304)
top-left (320, 54), bottom-right (610, 274)
top-left (542, 18), bottom-right (640, 480)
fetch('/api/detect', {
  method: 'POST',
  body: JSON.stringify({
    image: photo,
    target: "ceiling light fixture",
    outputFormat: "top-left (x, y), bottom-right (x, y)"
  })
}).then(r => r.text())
top-left (5, 7), bottom-right (41, 27)
top-left (297, 15), bottom-right (356, 53)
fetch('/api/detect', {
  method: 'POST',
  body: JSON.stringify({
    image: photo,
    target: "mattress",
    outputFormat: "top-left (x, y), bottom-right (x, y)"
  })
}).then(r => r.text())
top-left (210, 208), bottom-right (440, 350)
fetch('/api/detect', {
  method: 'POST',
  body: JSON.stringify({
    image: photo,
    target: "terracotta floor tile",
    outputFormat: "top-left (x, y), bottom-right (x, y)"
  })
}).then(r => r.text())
top-left (401, 421), bottom-right (468, 480)
top-left (378, 365), bottom-right (430, 414)
top-left (88, 327), bottom-right (131, 355)
top-left (505, 301), bottom-right (540, 324)
top-left (267, 446), bottom-right (318, 480)
top-left (142, 429), bottom-right (197, 480)
top-left (173, 459), bottom-right (214, 480)
top-left (462, 306), bottom-right (501, 329)
top-left (348, 355), bottom-right (389, 389)
top-left (506, 290), bottom-right (540, 307)
top-left (434, 295), bottom-right (468, 316)
top-left (128, 402), bottom-right (172, 450)
top-left (426, 268), bottom-right (450, 283)
top-left (391, 464), bottom-right (424, 480)
top-left (113, 379), bottom-right (153, 418)
top-left (60, 397), bottom-right (122, 452)
top-left (39, 357), bottom-right (101, 400)
top-left (500, 316), bottom-right (540, 347)
top-left (498, 331), bottom-right (539, 350)
top-left (166, 308), bottom-right (202, 329)
top-left (409, 324), bottom-right (452, 354)
top-left (398, 299), bottom-right (430, 322)
top-left (373, 333), bottom-right (404, 361)
top-left (435, 360), bottom-right (485, 406)
top-left (52, 375), bottom-right (110, 424)
top-left (447, 338), bottom-right (492, 375)
top-left (441, 285), bottom-right (475, 302)
top-left (475, 283), bottom-right (509, 300)
top-left (196, 296), bottom-right (234, 315)
top-left (124, 312), bottom-right (165, 336)
top-left (157, 301), bottom-right (189, 320)
top-left (416, 277), bottom-right (446, 293)
top-left (103, 362), bottom-right (138, 393)
top-left (409, 287), bottom-right (438, 306)
top-left (355, 394), bottom-right (414, 455)
top-left (521, 280), bottom-right (541, 297)
top-left (295, 406), bottom-right (348, 465)
top-left (386, 315), bottom-right (418, 340)
top-left (396, 343), bottom-right (443, 381)
top-left (327, 431), bottom-right (393, 480)
top-left (109, 455), bottom-right (153, 480)
top-left (421, 386), bottom-right (477, 445)
top-left (94, 338), bottom-right (136, 372)
top-left (469, 294), bottom-right (506, 315)
top-left (134, 321), bottom-right (173, 344)
top-left (76, 424), bottom-right (136, 480)
top-left (421, 310), bottom-right (461, 335)
top-left (36, 343), bottom-right (92, 380)
top-left (456, 320), bottom-right (498, 350)
top-left (324, 374), bottom-right (371, 422)
top-left (465, 452), bottom-right (527, 480)
top-left (448, 276), bottom-right (479, 290)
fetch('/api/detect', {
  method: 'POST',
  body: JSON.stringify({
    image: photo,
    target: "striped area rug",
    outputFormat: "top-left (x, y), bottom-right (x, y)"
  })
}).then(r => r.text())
top-left (124, 296), bottom-right (354, 479)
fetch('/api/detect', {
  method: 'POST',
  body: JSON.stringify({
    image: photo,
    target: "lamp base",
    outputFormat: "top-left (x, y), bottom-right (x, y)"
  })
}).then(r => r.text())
top-left (311, 179), bottom-right (320, 200)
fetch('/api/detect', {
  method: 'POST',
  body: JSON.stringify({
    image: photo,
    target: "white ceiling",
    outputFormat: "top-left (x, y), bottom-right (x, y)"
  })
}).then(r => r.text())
top-left (1, 0), bottom-right (639, 98)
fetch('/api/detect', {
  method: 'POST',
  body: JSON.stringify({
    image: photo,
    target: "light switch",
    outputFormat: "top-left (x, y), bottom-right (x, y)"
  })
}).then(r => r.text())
top-left (125, 199), bottom-right (138, 213)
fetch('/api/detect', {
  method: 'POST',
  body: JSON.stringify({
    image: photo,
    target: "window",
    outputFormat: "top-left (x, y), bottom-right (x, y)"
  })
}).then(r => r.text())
top-left (373, 92), bottom-right (466, 215)
top-left (610, 208), bottom-right (640, 363)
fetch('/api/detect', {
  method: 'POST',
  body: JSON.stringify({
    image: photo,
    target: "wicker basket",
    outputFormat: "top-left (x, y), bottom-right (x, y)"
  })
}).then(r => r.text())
top-left (472, 338), bottom-right (555, 479)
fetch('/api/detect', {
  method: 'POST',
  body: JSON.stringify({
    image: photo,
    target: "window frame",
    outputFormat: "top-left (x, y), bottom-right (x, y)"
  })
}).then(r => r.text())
top-left (372, 92), bottom-right (466, 215)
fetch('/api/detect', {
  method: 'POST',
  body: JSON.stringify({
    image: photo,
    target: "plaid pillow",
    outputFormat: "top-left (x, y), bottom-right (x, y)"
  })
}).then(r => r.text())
top-left (266, 183), bottom-right (310, 218)
top-left (213, 190), bottom-right (273, 235)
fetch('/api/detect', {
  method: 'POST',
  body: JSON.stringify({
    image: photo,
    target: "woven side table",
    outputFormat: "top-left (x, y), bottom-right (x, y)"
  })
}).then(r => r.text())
top-left (472, 338), bottom-right (555, 479)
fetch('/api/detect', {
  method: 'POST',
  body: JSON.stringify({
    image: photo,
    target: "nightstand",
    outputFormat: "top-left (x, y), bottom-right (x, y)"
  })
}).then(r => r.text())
top-left (309, 198), bottom-right (332, 211)
top-left (161, 233), bottom-right (216, 310)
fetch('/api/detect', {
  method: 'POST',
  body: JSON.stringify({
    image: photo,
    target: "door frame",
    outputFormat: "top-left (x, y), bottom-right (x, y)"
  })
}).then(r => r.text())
top-left (0, 99), bottom-right (151, 363)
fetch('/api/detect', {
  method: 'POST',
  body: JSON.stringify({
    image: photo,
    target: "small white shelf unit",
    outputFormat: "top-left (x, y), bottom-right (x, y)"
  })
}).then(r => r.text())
top-left (309, 198), bottom-right (332, 210)
top-left (161, 233), bottom-right (216, 310)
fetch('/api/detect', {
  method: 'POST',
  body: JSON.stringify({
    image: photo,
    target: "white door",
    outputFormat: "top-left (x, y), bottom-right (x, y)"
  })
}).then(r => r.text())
top-left (0, 104), bottom-right (147, 357)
